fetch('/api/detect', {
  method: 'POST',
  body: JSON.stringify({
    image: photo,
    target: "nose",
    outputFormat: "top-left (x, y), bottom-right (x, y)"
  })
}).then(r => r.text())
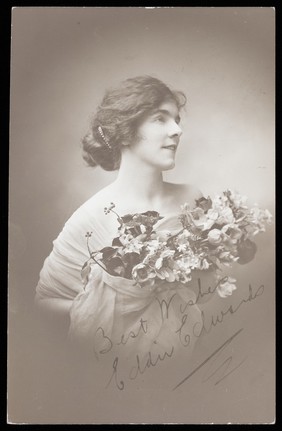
top-left (168, 119), bottom-right (182, 138)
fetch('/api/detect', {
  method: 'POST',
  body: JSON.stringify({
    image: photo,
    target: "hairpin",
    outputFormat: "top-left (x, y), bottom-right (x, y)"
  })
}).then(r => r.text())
top-left (98, 126), bottom-right (112, 150)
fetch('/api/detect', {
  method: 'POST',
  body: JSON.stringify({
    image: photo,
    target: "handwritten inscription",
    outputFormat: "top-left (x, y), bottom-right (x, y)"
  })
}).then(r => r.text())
top-left (175, 313), bottom-right (191, 347)
top-left (106, 344), bottom-right (175, 390)
top-left (91, 280), bottom-right (264, 390)
top-left (129, 345), bottom-right (174, 380)
top-left (117, 318), bottom-right (148, 346)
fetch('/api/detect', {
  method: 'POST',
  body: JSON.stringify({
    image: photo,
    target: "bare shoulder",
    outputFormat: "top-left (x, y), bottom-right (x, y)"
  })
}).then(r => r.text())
top-left (71, 184), bottom-right (116, 223)
top-left (164, 182), bottom-right (203, 207)
top-left (64, 184), bottom-right (120, 242)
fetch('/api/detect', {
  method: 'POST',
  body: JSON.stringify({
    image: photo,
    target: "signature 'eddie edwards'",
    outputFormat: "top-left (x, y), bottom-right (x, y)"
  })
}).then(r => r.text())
top-left (92, 278), bottom-right (264, 390)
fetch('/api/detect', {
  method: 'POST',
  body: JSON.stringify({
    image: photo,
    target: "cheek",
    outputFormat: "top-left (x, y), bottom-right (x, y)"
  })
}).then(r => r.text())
top-left (138, 120), bottom-right (160, 134)
top-left (138, 127), bottom-right (162, 144)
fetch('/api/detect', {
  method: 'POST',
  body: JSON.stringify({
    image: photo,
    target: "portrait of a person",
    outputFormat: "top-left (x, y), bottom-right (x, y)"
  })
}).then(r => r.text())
top-left (8, 7), bottom-right (275, 425)
top-left (35, 75), bottom-right (259, 373)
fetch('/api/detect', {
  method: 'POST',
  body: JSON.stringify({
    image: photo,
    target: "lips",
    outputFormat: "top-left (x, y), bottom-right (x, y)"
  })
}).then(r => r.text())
top-left (163, 139), bottom-right (179, 151)
top-left (163, 144), bottom-right (177, 151)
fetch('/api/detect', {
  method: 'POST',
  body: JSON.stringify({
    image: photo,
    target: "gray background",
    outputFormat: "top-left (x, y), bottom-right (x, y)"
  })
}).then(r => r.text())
top-left (9, 7), bottom-right (275, 424)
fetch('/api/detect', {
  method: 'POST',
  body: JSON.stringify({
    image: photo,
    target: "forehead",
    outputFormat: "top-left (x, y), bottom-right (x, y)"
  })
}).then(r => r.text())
top-left (152, 100), bottom-right (180, 117)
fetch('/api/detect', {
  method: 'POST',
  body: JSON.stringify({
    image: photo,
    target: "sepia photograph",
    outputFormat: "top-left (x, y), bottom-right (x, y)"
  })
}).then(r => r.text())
top-left (8, 7), bottom-right (275, 424)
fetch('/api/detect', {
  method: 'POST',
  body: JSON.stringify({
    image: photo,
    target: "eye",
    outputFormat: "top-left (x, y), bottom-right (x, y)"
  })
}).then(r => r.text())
top-left (155, 115), bottom-right (166, 123)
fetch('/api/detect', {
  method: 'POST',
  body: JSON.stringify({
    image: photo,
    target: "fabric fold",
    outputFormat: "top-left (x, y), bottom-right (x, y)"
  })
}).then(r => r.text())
top-left (36, 202), bottom-right (214, 364)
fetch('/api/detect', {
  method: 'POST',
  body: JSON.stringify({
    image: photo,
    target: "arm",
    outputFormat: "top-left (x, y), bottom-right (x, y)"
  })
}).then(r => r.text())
top-left (33, 294), bottom-right (73, 335)
top-left (35, 293), bottom-right (73, 317)
top-left (35, 207), bottom-right (95, 320)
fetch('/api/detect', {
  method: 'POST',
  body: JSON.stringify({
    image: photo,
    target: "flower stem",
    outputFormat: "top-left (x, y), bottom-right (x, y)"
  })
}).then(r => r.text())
top-left (90, 256), bottom-right (113, 275)
top-left (86, 234), bottom-right (112, 275)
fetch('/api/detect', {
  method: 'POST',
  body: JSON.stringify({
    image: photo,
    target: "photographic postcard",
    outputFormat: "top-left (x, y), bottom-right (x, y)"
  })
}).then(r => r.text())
top-left (8, 7), bottom-right (275, 424)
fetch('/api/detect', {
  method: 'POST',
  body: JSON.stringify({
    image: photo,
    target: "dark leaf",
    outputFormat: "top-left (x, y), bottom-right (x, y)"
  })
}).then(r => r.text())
top-left (101, 246), bottom-right (117, 260)
top-left (128, 227), bottom-right (140, 237)
top-left (123, 252), bottom-right (141, 267)
top-left (107, 256), bottom-right (125, 271)
top-left (140, 210), bottom-right (161, 218)
top-left (124, 266), bottom-right (133, 279)
top-left (112, 237), bottom-right (123, 247)
top-left (121, 214), bottom-right (134, 223)
top-left (195, 196), bottom-right (213, 213)
top-left (237, 239), bottom-right (257, 264)
top-left (112, 266), bottom-right (126, 277)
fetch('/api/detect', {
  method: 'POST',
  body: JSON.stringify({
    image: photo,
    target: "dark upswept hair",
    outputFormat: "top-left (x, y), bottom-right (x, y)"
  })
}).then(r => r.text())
top-left (81, 75), bottom-right (187, 171)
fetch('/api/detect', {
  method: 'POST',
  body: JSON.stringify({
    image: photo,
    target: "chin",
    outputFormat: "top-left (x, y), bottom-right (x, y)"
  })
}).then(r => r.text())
top-left (162, 160), bottom-right (176, 171)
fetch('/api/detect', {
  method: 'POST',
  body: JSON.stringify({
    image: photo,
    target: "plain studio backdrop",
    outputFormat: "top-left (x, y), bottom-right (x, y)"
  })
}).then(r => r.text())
top-left (8, 7), bottom-right (275, 424)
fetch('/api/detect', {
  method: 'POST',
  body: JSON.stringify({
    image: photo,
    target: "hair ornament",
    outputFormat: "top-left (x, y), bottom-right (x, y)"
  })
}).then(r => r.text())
top-left (98, 126), bottom-right (112, 150)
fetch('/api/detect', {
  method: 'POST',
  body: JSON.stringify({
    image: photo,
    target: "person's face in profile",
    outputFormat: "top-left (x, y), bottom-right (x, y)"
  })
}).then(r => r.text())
top-left (131, 101), bottom-right (183, 171)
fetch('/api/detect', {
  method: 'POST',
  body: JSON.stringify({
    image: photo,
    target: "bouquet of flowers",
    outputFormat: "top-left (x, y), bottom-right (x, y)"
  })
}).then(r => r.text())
top-left (82, 190), bottom-right (272, 298)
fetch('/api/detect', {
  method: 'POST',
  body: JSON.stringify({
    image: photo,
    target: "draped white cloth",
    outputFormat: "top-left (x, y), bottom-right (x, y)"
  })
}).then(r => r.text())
top-left (36, 197), bottom-right (116, 301)
top-left (36, 197), bottom-right (216, 367)
top-left (68, 267), bottom-right (205, 363)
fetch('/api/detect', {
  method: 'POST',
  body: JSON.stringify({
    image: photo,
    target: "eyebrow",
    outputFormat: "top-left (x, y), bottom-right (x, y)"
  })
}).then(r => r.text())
top-left (151, 109), bottom-right (181, 123)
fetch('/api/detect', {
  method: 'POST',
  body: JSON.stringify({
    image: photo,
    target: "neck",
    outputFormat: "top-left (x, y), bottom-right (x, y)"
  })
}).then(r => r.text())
top-left (113, 156), bottom-right (165, 205)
